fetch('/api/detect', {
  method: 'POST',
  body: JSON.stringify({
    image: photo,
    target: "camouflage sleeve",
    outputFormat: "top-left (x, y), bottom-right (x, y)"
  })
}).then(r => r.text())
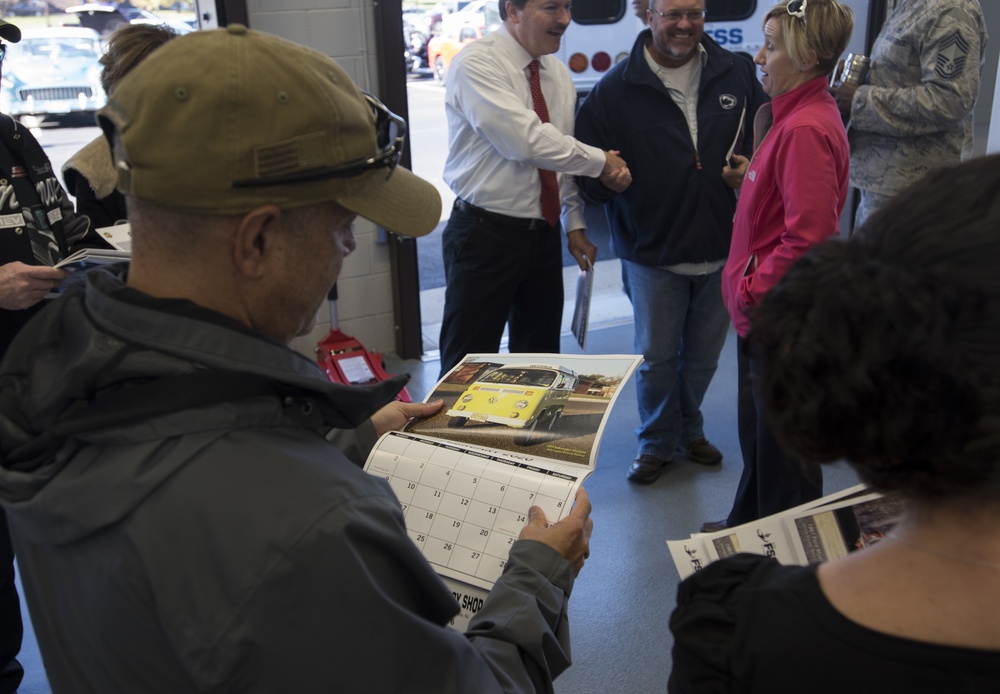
top-left (850, 6), bottom-right (984, 138)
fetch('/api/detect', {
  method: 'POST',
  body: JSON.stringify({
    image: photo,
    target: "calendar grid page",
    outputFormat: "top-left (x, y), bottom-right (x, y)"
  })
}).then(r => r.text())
top-left (362, 353), bottom-right (643, 630)
top-left (366, 431), bottom-right (584, 591)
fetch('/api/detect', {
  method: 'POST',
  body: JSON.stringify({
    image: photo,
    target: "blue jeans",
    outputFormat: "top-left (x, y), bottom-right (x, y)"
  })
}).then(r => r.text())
top-left (621, 259), bottom-right (731, 461)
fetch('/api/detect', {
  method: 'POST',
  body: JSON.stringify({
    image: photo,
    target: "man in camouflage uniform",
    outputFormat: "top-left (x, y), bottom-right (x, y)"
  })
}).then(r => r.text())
top-left (833, 0), bottom-right (987, 228)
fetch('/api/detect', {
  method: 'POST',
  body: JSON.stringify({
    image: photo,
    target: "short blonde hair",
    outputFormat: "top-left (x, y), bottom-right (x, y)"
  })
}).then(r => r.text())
top-left (764, 0), bottom-right (854, 75)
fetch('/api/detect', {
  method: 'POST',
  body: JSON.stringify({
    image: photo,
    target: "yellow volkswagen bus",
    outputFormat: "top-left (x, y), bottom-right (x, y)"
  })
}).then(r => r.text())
top-left (446, 365), bottom-right (579, 445)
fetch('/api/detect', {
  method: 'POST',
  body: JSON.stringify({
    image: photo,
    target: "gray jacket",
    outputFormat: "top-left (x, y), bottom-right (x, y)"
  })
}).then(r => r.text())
top-left (0, 267), bottom-right (576, 693)
top-left (849, 0), bottom-right (987, 196)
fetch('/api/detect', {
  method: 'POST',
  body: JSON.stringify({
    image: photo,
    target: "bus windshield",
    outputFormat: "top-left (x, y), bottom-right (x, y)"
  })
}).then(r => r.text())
top-left (479, 368), bottom-right (559, 387)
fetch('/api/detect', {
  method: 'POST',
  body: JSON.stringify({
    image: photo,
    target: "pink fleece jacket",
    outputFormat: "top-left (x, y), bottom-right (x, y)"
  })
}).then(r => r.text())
top-left (722, 76), bottom-right (850, 338)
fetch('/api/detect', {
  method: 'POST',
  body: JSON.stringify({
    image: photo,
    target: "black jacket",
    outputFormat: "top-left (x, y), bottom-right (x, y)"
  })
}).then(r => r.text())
top-left (575, 31), bottom-right (767, 267)
top-left (0, 115), bottom-right (97, 355)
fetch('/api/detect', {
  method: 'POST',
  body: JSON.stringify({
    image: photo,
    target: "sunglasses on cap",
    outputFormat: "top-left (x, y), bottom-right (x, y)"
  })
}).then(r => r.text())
top-left (234, 91), bottom-right (407, 188)
top-left (787, 0), bottom-right (807, 22)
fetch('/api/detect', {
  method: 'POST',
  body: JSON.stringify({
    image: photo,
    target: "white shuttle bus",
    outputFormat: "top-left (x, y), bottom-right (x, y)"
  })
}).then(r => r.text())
top-left (551, 0), bottom-right (643, 97)
top-left (544, 0), bottom-right (770, 99)
top-left (509, 0), bottom-right (873, 100)
top-left (703, 0), bottom-right (871, 62)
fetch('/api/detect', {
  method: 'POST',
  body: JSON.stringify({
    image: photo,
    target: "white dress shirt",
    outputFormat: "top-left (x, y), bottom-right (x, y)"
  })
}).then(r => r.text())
top-left (443, 24), bottom-right (606, 231)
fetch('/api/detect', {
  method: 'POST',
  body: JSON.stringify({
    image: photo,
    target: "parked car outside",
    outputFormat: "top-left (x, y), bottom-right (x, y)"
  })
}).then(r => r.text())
top-left (65, 2), bottom-right (193, 37)
top-left (411, 5), bottom-right (445, 38)
top-left (0, 26), bottom-right (106, 125)
top-left (7, 0), bottom-right (52, 16)
top-left (440, 0), bottom-right (488, 35)
top-left (427, 22), bottom-right (482, 82)
top-left (402, 16), bottom-right (429, 72)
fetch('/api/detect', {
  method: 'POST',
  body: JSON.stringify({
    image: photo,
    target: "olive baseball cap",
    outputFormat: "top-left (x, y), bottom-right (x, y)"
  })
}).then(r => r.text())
top-left (0, 19), bottom-right (22, 44)
top-left (98, 24), bottom-right (441, 237)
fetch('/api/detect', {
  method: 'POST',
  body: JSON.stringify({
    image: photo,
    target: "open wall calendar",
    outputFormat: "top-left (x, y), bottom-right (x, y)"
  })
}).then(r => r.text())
top-left (364, 353), bottom-right (642, 629)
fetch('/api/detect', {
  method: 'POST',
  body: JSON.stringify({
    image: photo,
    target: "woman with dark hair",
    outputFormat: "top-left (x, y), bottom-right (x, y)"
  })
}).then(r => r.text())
top-left (670, 153), bottom-right (1000, 692)
top-left (708, 0), bottom-right (855, 530)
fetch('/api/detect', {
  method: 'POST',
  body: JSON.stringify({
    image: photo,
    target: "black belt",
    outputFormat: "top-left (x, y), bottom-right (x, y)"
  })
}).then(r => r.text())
top-left (453, 198), bottom-right (552, 230)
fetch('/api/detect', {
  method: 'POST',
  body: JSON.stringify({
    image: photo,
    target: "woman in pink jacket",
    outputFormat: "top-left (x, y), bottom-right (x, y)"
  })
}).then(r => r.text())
top-left (708, 0), bottom-right (854, 530)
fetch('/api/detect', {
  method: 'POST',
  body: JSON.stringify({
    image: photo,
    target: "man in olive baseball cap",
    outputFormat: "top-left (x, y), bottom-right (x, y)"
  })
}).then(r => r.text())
top-left (95, 23), bottom-right (441, 341)
top-left (99, 23), bottom-right (440, 233)
top-left (0, 24), bottom-right (592, 692)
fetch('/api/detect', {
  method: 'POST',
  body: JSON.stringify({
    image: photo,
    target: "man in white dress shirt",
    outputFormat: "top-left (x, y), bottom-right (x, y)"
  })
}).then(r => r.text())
top-left (437, 0), bottom-right (631, 376)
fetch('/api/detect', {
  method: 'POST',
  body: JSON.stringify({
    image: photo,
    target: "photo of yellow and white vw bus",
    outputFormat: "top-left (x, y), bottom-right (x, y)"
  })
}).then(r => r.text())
top-left (445, 365), bottom-right (579, 446)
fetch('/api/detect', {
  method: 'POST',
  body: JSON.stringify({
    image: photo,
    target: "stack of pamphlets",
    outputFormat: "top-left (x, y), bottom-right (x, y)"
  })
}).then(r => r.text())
top-left (667, 485), bottom-right (906, 579)
top-left (48, 223), bottom-right (131, 297)
top-left (570, 257), bottom-right (594, 350)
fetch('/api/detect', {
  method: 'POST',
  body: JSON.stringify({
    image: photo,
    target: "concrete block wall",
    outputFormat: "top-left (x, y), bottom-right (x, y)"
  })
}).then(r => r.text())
top-left (244, 0), bottom-right (400, 360)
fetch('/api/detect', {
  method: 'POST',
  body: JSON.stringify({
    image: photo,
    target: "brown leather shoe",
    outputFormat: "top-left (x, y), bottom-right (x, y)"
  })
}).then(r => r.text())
top-left (627, 454), bottom-right (669, 484)
top-left (700, 519), bottom-right (729, 533)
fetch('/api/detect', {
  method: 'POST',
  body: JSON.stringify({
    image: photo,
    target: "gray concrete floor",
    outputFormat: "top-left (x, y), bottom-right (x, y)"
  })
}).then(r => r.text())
top-left (13, 316), bottom-right (861, 694)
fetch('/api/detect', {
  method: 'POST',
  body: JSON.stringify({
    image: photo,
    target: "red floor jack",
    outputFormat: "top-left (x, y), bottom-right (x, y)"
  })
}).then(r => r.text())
top-left (315, 285), bottom-right (412, 402)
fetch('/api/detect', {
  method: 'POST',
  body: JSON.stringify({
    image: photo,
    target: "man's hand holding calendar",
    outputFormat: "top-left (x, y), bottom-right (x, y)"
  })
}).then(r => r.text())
top-left (519, 488), bottom-right (594, 576)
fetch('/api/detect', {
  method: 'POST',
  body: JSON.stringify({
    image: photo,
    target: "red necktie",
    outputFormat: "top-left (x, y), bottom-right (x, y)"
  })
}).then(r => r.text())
top-left (528, 59), bottom-right (561, 228)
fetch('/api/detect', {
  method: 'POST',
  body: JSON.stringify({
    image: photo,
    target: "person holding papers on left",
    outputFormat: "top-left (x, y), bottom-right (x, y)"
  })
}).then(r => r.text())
top-left (0, 17), bottom-right (99, 354)
top-left (0, 18), bottom-right (102, 689)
